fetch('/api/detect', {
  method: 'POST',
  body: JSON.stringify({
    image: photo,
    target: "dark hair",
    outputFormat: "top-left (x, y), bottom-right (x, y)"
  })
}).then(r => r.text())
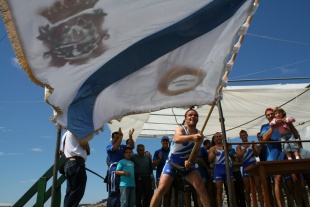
top-left (112, 131), bottom-right (119, 138)
top-left (239, 130), bottom-right (248, 135)
top-left (123, 146), bottom-right (132, 153)
top-left (137, 144), bottom-right (144, 148)
top-left (203, 139), bottom-right (211, 146)
top-left (212, 132), bottom-right (222, 146)
top-left (274, 107), bottom-right (286, 117)
top-left (182, 108), bottom-right (198, 125)
top-left (211, 136), bottom-right (215, 146)
top-left (184, 108), bottom-right (198, 118)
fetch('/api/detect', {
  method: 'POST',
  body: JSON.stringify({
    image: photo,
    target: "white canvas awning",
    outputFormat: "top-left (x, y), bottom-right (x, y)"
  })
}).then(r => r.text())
top-left (108, 83), bottom-right (310, 141)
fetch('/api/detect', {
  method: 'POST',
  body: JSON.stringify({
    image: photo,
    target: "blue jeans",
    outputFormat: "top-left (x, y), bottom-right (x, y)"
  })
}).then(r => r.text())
top-left (64, 158), bottom-right (87, 207)
top-left (120, 187), bottom-right (135, 207)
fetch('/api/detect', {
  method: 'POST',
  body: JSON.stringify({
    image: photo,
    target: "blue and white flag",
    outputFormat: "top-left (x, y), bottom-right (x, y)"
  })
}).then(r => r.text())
top-left (1, 0), bottom-right (256, 142)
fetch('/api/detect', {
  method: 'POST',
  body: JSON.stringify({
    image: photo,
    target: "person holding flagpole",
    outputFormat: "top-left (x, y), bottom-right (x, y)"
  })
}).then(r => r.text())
top-left (150, 109), bottom-right (210, 207)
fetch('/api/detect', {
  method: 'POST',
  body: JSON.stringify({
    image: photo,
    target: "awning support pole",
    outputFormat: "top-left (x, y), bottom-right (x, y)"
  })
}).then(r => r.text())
top-left (218, 100), bottom-right (234, 207)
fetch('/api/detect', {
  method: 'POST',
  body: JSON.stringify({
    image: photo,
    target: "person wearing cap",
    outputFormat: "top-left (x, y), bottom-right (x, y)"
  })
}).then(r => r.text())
top-left (152, 136), bottom-right (172, 207)
top-left (107, 128), bottom-right (135, 207)
top-left (153, 136), bottom-right (170, 184)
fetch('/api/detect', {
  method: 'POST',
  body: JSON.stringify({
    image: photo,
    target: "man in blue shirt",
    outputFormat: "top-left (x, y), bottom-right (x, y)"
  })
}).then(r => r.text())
top-left (153, 136), bottom-right (170, 183)
top-left (261, 108), bottom-right (285, 207)
top-left (261, 108), bottom-right (306, 207)
top-left (107, 128), bottom-right (134, 207)
top-left (197, 139), bottom-right (217, 207)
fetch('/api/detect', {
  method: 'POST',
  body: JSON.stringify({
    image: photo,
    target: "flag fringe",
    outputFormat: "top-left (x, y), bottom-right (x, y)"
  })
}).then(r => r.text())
top-left (187, 0), bottom-right (260, 164)
top-left (219, 0), bottom-right (259, 94)
top-left (45, 87), bottom-right (64, 121)
top-left (0, 0), bottom-right (63, 123)
top-left (0, 0), bottom-right (46, 88)
top-left (76, 127), bottom-right (104, 145)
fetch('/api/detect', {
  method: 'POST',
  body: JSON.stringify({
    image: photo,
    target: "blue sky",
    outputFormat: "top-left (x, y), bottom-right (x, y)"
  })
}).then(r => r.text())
top-left (1, 1), bottom-right (310, 206)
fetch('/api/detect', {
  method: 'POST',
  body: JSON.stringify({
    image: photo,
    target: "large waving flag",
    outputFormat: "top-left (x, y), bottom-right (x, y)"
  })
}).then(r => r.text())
top-left (1, 0), bottom-right (257, 142)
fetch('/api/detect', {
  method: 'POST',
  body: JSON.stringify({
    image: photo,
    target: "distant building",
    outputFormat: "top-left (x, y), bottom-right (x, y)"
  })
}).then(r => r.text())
top-left (0, 203), bottom-right (12, 207)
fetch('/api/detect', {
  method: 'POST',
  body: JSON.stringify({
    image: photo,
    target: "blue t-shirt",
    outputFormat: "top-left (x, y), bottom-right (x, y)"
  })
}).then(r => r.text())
top-left (106, 142), bottom-right (127, 164)
top-left (116, 159), bottom-right (135, 187)
top-left (229, 147), bottom-right (236, 155)
top-left (153, 148), bottom-right (170, 180)
top-left (198, 146), bottom-right (209, 178)
top-left (260, 123), bottom-right (284, 161)
top-left (259, 145), bottom-right (268, 161)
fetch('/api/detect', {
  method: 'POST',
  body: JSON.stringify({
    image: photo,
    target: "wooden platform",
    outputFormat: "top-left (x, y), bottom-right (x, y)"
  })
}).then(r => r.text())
top-left (246, 158), bottom-right (310, 207)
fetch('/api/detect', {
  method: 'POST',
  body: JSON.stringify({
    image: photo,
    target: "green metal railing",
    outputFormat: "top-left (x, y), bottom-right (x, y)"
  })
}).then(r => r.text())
top-left (13, 155), bottom-right (67, 207)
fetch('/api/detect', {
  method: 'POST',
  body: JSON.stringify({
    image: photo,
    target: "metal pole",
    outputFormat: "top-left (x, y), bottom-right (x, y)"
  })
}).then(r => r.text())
top-left (218, 100), bottom-right (234, 207)
top-left (86, 168), bottom-right (105, 180)
top-left (51, 124), bottom-right (62, 207)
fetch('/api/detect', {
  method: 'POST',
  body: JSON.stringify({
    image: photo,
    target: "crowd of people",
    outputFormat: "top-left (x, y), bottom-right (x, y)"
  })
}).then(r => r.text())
top-left (60, 107), bottom-right (310, 207)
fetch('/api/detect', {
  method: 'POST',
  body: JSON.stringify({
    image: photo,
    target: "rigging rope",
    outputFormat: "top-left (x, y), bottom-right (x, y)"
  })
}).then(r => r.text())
top-left (0, 33), bottom-right (7, 42)
top-left (247, 33), bottom-right (310, 46)
top-left (222, 87), bottom-right (310, 134)
top-left (230, 58), bottom-right (310, 79)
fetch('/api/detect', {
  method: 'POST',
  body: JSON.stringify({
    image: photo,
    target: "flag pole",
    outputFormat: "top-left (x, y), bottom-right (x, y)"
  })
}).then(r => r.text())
top-left (51, 124), bottom-right (62, 207)
top-left (187, 1), bottom-right (260, 205)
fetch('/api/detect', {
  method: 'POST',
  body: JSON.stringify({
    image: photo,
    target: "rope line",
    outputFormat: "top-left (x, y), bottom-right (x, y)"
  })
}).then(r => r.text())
top-left (247, 33), bottom-right (310, 46)
top-left (171, 108), bottom-right (181, 126)
top-left (230, 59), bottom-right (310, 79)
top-left (223, 87), bottom-right (310, 133)
top-left (0, 33), bottom-right (7, 42)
